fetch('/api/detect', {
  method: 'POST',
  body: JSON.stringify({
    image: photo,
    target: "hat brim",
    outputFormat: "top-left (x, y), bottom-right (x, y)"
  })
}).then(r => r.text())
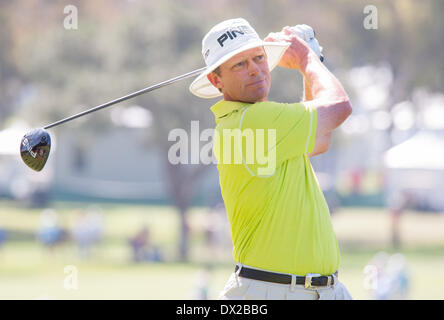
top-left (189, 41), bottom-right (290, 99)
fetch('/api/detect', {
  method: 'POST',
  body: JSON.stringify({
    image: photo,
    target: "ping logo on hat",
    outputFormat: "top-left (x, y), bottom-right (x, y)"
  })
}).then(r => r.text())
top-left (201, 18), bottom-right (260, 66)
top-left (217, 25), bottom-right (252, 47)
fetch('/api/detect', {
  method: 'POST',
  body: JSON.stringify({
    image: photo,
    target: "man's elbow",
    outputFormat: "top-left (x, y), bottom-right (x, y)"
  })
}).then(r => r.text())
top-left (308, 144), bottom-right (329, 157)
top-left (337, 99), bottom-right (353, 122)
top-left (330, 99), bottom-right (352, 130)
top-left (308, 133), bottom-right (332, 157)
top-left (345, 100), bottom-right (353, 117)
top-left (320, 134), bottom-right (332, 154)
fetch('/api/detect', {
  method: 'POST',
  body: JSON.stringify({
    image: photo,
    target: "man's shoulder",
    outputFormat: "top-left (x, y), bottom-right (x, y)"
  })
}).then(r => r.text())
top-left (247, 101), bottom-right (305, 112)
top-left (242, 101), bottom-right (305, 125)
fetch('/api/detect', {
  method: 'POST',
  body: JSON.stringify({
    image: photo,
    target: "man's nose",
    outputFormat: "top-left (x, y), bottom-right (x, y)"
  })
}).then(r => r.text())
top-left (247, 61), bottom-right (261, 76)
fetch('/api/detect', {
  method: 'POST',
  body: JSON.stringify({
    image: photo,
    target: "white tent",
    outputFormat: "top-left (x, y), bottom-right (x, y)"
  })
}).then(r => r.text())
top-left (0, 123), bottom-right (30, 156)
top-left (384, 130), bottom-right (444, 170)
top-left (384, 130), bottom-right (444, 212)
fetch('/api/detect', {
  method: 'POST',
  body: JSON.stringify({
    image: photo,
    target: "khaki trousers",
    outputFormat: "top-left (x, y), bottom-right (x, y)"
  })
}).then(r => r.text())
top-left (219, 264), bottom-right (353, 300)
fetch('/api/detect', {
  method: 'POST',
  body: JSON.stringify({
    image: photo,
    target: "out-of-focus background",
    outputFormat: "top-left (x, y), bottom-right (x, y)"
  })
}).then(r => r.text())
top-left (1, 0), bottom-right (443, 300)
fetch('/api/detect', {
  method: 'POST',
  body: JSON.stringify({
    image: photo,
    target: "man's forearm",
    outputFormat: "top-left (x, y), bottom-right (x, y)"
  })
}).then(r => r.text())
top-left (303, 73), bottom-right (331, 157)
top-left (302, 76), bottom-right (314, 102)
top-left (300, 53), bottom-right (349, 102)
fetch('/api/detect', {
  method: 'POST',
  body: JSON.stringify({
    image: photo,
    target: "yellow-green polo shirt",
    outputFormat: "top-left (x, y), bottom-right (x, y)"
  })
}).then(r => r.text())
top-left (211, 99), bottom-right (340, 276)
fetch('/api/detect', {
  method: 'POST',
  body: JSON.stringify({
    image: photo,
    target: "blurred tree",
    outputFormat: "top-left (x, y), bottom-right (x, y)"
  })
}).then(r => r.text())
top-left (0, 5), bottom-right (23, 128)
top-left (117, 4), bottom-right (216, 261)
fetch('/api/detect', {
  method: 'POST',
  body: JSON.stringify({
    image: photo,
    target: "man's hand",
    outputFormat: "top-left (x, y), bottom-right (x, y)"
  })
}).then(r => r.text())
top-left (264, 24), bottom-right (323, 71)
top-left (287, 25), bottom-right (324, 61)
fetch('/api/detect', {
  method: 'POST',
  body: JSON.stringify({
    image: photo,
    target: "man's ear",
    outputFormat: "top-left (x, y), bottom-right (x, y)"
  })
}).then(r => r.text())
top-left (207, 72), bottom-right (223, 91)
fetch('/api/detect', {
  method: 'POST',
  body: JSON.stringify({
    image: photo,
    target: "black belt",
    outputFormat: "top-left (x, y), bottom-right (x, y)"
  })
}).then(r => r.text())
top-left (234, 265), bottom-right (337, 288)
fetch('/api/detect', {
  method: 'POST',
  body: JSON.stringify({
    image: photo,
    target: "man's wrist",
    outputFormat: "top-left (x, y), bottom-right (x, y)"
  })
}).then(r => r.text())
top-left (299, 51), bottom-right (320, 75)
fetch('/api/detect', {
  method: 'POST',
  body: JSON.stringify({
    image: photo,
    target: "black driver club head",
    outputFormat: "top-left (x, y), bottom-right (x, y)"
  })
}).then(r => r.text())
top-left (20, 128), bottom-right (51, 172)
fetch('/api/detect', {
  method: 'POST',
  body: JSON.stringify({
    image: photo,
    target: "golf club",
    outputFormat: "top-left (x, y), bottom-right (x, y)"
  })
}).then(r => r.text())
top-left (20, 67), bottom-right (206, 172)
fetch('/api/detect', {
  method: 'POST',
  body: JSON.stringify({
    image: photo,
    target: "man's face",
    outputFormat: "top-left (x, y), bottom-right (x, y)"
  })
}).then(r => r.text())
top-left (208, 47), bottom-right (271, 103)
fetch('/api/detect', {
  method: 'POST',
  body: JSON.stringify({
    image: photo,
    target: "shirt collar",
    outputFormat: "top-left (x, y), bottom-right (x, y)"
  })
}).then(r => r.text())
top-left (210, 100), bottom-right (250, 122)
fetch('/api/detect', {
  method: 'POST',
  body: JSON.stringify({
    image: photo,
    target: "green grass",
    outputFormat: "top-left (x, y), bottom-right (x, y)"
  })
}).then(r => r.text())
top-left (0, 200), bottom-right (443, 299)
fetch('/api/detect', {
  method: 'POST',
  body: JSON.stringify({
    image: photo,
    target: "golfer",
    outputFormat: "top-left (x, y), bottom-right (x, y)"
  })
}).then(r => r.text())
top-left (190, 18), bottom-right (352, 300)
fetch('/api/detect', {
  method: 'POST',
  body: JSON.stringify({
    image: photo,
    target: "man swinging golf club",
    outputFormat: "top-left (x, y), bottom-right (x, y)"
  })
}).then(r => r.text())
top-left (189, 18), bottom-right (353, 300)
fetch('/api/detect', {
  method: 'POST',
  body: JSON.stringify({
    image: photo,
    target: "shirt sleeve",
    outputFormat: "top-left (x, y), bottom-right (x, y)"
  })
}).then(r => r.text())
top-left (239, 101), bottom-right (317, 176)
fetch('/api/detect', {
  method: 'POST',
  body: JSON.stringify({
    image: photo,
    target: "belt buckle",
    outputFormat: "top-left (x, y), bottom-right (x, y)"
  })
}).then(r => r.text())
top-left (304, 273), bottom-right (321, 289)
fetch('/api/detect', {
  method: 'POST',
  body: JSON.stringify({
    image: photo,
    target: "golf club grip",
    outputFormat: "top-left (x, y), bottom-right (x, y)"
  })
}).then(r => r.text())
top-left (43, 67), bottom-right (207, 130)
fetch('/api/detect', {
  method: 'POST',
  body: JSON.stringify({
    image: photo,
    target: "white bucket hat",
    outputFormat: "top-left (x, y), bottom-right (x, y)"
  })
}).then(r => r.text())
top-left (189, 18), bottom-right (290, 99)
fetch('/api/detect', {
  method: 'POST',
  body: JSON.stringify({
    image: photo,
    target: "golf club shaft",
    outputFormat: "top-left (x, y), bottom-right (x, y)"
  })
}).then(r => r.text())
top-left (43, 67), bottom-right (207, 130)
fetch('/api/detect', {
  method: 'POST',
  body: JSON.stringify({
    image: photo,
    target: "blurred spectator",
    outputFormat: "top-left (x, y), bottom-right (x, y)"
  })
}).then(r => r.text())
top-left (129, 226), bottom-right (150, 262)
top-left (148, 245), bottom-right (164, 262)
top-left (70, 206), bottom-right (104, 259)
top-left (384, 253), bottom-right (410, 300)
top-left (37, 209), bottom-right (66, 249)
top-left (85, 205), bottom-right (104, 243)
top-left (388, 190), bottom-right (415, 249)
top-left (365, 251), bottom-right (410, 300)
top-left (204, 203), bottom-right (231, 261)
top-left (350, 168), bottom-right (363, 194)
top-left (0, 225), bottom-right (7, 249)
top-left (189, 266), bottom-right (211, 300)
top-left (205, 212), bottom-right (219, 251)
top-left (129, 226), bottom-right (164, 263)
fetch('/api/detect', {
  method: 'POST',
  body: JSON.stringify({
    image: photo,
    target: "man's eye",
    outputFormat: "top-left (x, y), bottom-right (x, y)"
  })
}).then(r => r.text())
top-left (255, 55), bottom-right (264, 61)
top-left (234, 61), bottom-right (245, 68)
